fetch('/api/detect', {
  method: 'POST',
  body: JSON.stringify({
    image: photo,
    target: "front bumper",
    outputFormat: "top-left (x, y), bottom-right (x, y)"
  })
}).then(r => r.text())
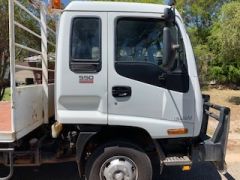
top-left (192, 94), bottom-right (231, 171)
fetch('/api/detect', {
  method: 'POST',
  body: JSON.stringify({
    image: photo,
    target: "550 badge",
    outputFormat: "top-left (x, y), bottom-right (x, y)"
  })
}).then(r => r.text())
top-left (79, 75), bottom-right (94, 84)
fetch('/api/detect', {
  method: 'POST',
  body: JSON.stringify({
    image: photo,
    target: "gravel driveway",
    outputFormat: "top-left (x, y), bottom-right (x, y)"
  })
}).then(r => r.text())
top-left (0, 161), bottom-right (238, 180)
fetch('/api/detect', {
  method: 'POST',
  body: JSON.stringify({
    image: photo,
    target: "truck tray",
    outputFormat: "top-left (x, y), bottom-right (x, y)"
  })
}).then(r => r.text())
top-left (0, 102), bottom-right (11, 132)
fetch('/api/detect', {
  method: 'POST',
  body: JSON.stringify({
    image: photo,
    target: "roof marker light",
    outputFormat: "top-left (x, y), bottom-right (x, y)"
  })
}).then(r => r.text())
top-left (52, 0), bottom-right (61, 9)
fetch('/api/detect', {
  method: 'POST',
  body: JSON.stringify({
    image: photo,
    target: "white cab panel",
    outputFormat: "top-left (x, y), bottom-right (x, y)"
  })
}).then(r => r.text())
top-left (57, 2), bottom-right (203, 138)
top-left (176, 17), bottom-right (203, 136)
top-left (56, 12), bottom-right (108, 125)
top-left (107, 12), bottom-right (195, 138)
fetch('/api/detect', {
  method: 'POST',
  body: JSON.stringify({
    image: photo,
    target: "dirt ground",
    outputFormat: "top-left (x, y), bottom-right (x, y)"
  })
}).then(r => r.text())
top-left (203, 88), bottom-right (240, 179)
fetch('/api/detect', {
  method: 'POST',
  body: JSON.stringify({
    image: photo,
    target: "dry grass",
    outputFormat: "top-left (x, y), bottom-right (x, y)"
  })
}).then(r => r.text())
top-left (203, 88), bottom-right (240, 134)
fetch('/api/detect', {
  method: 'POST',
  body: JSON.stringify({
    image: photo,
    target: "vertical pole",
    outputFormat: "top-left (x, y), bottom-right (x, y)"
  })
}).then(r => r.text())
top-left (41, 3), bottom-right (48, 124)
top-left (9, 0), bottom-right (16, 133)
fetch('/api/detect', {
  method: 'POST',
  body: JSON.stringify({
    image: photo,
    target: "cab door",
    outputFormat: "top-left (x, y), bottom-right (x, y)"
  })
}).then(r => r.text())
top-left (107, 12), bottom-right (195, 138)
top-left (56, 12), bottom-right (108, 125)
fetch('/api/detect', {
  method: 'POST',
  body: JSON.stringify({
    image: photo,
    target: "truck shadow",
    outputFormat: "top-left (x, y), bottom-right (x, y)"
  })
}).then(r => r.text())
top-left (0, 161), bottom-right (235, 180)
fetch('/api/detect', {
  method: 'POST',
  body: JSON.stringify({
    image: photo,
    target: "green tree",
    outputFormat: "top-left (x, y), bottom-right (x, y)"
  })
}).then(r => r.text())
top-left (175, 0), bottom-right (236, 86)
top-left (0, 0), bottom-right (10, 100)
top-left (0, 0), bottom-right (54, 100)
top-left (177, 0), bottom-right (229, 43)
top-left (208, 1), bottom-right (240, 85)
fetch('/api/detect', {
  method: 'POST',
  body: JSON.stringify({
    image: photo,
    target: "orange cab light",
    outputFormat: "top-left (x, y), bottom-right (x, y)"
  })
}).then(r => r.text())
top-left (182, 165), bottom-right (191, 171)
top-left (167, 128), bottom-right (188, 135)
top-left (52, 0), bottom-right (61, 9)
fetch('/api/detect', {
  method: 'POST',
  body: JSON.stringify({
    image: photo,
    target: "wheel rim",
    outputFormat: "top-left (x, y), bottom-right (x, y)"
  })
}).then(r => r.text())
top-left (100, 156), bottom-right (138, 180)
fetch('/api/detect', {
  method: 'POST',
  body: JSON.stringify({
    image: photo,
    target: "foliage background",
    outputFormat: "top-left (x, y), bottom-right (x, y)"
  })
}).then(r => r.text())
top-left (0, 0), bottom-right (240, 101)
top-left (0, 0), bottom-right (56, 100)
top-left (70, 0), bottom-right (240, 87)
top-left (176, 0), bottom-right (240, 86)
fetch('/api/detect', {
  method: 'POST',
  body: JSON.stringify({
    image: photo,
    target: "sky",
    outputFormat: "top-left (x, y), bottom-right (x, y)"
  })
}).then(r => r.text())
top-left (62, 0), bottom-right (69, 5)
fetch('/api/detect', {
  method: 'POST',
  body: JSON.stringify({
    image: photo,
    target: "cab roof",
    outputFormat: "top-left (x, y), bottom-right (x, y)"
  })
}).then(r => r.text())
top-left (65, 1), bottom-right (170, 14)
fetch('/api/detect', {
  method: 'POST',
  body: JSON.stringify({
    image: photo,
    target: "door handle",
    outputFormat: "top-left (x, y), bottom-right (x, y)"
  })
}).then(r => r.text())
top-left (112, 86), bottom-right (132, 98)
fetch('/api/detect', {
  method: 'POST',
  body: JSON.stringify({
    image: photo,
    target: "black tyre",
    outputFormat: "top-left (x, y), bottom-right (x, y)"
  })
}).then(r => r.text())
top-left (85, 142), bottom-right (152, 180)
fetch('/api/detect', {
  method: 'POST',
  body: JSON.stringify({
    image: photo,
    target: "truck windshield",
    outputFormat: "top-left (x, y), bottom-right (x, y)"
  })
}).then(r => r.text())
top-left (116, 18), bottom-right (165, 65)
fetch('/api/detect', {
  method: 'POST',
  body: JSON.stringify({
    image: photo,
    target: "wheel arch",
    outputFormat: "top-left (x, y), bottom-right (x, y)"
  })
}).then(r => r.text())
top-left (76, 125), bottom-right (160, 178)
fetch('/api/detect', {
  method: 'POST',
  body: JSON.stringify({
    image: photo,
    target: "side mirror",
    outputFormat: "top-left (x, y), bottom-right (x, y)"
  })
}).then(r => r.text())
top-left (167, 0), bottom-right (176, 6)
top-left (162, 27), bottom-right (179, 69)
top-left (164, 8), bottom-right (175, 23)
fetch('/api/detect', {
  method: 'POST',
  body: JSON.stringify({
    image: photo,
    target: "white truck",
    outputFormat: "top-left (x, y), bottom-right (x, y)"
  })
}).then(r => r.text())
top-left (0, 1), bottom-right (230, 180)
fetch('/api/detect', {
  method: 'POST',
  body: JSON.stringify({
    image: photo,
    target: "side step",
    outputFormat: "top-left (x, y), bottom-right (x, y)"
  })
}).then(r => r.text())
top-left (163, 156), bottom-right (192, 166)
top-left (0, 148), bottom-right (14, 180)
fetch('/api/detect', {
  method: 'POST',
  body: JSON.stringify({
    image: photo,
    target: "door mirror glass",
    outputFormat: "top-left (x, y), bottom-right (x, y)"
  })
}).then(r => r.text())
top-left (163, 27), bottom-right (179, 70)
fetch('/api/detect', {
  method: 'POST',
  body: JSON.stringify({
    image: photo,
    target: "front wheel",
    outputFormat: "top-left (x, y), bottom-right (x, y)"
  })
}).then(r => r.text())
top-left (85, 142), bottom-right (152, 180)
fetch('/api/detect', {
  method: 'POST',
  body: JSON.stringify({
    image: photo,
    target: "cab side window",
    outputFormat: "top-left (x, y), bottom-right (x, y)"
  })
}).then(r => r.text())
top-left (116, 18), bottom-right (164, 65)
top-left (115, 18), bottom-right (165, 88)
top-left (70, 17), bottom-right (101, 73)
top-left (115, 17), bottom-right (189, 92)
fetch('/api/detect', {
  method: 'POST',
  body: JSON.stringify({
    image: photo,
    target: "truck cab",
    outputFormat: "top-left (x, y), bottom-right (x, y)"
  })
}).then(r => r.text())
top-left (56, 2), bottom-right (202, 139)
top-left (55, 2), bottom-right (230, 180)
top-left (0, 1), bottom-right (230, 180)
